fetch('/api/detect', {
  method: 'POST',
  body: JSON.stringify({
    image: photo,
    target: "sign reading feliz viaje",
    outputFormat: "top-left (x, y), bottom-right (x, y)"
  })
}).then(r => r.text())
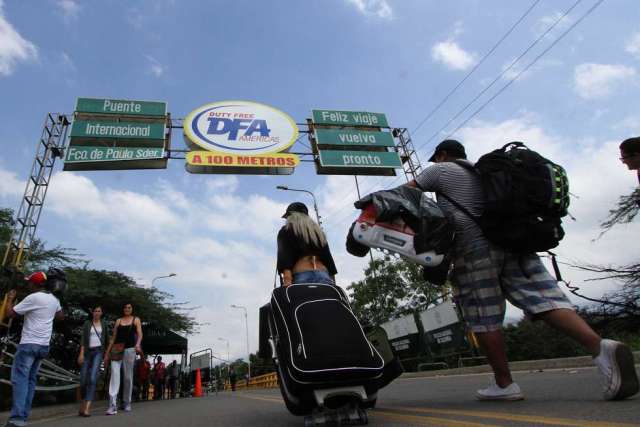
top-left (183, 100), bottom-right (300, 175)
top-left (64, 97), bottom-right (168, 171)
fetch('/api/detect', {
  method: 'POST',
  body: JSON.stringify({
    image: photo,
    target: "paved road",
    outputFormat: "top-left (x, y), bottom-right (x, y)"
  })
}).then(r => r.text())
top-left (25, 367), bottom-right (639, 426)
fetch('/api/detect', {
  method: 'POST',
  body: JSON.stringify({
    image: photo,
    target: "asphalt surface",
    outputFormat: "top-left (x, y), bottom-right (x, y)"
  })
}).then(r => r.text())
top-left (17, 367), bottom-right (640, 426)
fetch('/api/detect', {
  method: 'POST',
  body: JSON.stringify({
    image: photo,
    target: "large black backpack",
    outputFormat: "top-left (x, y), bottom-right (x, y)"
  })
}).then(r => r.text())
top-left (440, 142), bottom-right (570, 253)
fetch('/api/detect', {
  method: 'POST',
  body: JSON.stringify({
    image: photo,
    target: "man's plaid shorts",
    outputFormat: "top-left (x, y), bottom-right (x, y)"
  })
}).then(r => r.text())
top-left (451, 239), bottom-right (574, 333)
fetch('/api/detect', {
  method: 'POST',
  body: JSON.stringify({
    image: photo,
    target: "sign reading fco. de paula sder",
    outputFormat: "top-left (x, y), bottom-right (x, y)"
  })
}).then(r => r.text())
top-left (183, 100), bottom-right (300, 175)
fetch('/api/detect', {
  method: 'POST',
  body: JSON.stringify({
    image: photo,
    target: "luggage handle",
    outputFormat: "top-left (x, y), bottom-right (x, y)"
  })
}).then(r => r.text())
top-left (501, 141), bottom-right (527, 151)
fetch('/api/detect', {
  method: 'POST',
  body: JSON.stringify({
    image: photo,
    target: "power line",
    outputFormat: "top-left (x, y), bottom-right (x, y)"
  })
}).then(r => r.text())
top-left (322, 2), bottom-right (547, 227)
top-left (417, 0), bottom-right (584, 155)
top-left (322, 0), bottom-right (605, 230)
top-left (412, 0), bottom-right (542, 136)
top-left (444, 0), bottom-right (606, 140)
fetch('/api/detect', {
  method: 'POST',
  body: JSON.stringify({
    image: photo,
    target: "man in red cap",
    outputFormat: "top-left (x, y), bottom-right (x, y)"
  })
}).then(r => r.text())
top-left (4, 272), bottom-right (64, 427)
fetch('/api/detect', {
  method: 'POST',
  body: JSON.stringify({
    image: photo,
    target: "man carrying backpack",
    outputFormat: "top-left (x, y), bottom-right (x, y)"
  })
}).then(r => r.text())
top-left (400, 139), bottom-right (638, 401)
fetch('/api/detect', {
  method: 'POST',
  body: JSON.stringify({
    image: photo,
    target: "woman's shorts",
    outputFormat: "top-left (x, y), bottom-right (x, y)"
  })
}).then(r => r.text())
top-left (293, 270), bottom-right (334, 285)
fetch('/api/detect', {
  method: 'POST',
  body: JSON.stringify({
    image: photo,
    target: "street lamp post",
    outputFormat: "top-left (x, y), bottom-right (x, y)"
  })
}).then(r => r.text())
top-left (151, 273), bottom-right (177, 287)
top-left (217, 337), bottom-right (230, 363)
top-left (276, 185), bottom-right (322, 227)
top-left (230, 304), bottom-right (250, 379)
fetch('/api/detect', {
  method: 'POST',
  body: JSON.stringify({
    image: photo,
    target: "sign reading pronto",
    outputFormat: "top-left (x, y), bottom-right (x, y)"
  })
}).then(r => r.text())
top-left (312, 109), bottom-right (389, 128)
top-left (318, 150), bottom-right (402, 168)
top-left (183, 100), bottom-right (299, 175)
top-left (75, 98), bottom-right (167, 117)
top-left (315, 128), bottom-right (394, 148)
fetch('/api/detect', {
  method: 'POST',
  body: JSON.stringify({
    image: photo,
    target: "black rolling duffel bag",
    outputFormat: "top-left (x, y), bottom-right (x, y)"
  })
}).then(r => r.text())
top-left (270, 283), bottom-right (385, 386)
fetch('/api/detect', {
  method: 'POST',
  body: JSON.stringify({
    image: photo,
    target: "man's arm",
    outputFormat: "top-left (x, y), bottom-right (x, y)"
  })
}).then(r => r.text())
top-left (55, 310), bottom-right (65, 321)
top-left (4, 289), bottom-right (19, 318)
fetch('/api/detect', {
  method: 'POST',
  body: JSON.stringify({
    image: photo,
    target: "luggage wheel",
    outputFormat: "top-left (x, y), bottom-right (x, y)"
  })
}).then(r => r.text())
top-left (303, 405), bottom-right (368, 426)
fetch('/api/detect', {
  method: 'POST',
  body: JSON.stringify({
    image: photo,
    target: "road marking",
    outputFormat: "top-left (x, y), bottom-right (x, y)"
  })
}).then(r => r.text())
top-left (374, 410), bottom-right (499, 427)
top-left (237, 394), bottom-right (496, 426)
top-left (237, 393), bottom-right (284, 404)
top-left (386, 406), bottom-right (638, 427)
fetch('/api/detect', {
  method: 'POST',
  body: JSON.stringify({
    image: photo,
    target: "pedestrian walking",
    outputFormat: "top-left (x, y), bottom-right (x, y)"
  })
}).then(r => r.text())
top-left (229, 367), bottom-right (237, 392)
top-left (153, 356), bottom-right (166, 400)
top-left (168, 360), bottom-right (179, 399)
top-left (104, 303), bottom-right (143, 415)
top-left (399, 139), bottom-right (639, 401)
top-left (3, 271), bottom-right (64, 427)
top-left (277, 202), bottom-right (337, 286)
top-left (136, 355), bottom-right (151, 401)
top-left (77, 306), bottom-right (109, 417)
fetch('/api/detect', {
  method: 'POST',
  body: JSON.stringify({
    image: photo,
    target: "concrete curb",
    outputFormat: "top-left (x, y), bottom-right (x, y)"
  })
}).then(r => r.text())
top-left (401, 351), bottom-right (640, 379)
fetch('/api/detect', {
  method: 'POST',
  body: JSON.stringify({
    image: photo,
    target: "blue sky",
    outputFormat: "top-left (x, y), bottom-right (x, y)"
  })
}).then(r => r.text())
top-left (1, 0), bottom-right (639, 360)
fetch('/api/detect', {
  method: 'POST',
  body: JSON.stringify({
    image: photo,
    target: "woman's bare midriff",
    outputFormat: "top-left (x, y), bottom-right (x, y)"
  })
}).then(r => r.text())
top-left (292, 255), bottom-right (328, 274)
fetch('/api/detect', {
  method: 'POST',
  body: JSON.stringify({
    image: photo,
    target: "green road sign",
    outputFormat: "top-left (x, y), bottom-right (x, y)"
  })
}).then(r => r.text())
top-left (312, 109), bottom-right (389, 128)
top-left (64, 146), bottom-right (164, 163)
top-left (70, 120), bottom-right (165, 140)
top-left (315, 128), bottom-right (395, 147)
top-left (75, 98), bottom-right (167, 116)
top-left (318, 150), bottom-right (402, 168)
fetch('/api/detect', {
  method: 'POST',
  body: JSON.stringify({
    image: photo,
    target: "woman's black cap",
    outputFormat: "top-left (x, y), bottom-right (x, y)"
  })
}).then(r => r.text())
top-left (429, 139), bottom-right (466, 162)
top-left (282, 202), bottom-right (308, 218)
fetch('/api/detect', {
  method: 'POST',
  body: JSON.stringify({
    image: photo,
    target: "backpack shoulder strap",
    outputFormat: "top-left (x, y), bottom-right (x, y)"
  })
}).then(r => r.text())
top-left (451, 159), bottom-right (477, 173)
top-left (436, 191), bottom-right (483, 230)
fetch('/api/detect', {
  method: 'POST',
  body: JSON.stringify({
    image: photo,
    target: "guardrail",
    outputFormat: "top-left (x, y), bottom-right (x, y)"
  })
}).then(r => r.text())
top-left (223, 372), bottom-right (278, 391)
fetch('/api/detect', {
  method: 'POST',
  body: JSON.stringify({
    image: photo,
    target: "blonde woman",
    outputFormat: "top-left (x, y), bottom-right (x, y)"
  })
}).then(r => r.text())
top-left (277, 202), bottom-right (337, 286)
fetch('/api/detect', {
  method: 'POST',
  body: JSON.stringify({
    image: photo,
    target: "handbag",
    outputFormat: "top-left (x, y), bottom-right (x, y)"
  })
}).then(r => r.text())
top-left (110, 343), bottom-right (125, 361)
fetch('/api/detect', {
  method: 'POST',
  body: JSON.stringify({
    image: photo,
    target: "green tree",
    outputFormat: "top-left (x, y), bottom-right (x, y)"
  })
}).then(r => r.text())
top-left (348, 256), bottom-right (449, 326)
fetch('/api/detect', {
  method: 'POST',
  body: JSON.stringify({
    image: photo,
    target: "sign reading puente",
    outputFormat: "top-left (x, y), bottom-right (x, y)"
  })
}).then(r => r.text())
top-left (63, 97), bottom-right (168, 171)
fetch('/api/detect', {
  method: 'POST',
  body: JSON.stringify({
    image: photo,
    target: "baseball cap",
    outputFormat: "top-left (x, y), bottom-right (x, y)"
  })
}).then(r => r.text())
top-left (282, 202), bottom-right (308, 218)
top-left (25, 271), bottom-right (47, 285)
top-left (428, 139), bottom-right (466, 162)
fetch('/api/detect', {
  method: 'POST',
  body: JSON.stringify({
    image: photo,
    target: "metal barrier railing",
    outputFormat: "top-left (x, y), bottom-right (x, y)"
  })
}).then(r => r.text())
top-left (223, 372), bottom-right (278, 391)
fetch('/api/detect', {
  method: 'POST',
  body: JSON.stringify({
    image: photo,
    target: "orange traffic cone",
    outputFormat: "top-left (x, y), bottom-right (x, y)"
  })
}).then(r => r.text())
top-left (194, 368), bottom-right (203, 397)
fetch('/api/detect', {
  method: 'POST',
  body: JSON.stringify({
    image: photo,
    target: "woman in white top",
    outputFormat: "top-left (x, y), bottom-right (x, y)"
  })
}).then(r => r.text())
top-left (77, 306), bottom-right (108, 417)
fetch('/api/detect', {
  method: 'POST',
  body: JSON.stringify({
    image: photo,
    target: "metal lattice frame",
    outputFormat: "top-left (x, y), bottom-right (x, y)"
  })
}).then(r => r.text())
top-left (2, 114), bottom-right (70, 272)
top-left (393, 127), bottom-right (423, 182)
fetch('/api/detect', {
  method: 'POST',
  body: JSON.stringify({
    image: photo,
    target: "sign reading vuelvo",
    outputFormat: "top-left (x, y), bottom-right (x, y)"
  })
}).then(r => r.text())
top-left (183, 101), bottom-right (298, 155)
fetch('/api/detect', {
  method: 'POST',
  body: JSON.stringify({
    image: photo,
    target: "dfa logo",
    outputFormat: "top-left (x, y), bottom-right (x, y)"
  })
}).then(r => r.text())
top-left (183, 101), bottom-right (298, 155)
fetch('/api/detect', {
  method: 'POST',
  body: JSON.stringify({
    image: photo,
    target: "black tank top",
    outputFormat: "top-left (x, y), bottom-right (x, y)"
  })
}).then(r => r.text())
top-left (115, 319), bottom-right (137, 348)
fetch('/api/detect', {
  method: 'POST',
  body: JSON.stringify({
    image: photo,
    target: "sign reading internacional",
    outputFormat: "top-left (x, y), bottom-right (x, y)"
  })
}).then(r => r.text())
top-left (183, 100), bottom-right (299, 175)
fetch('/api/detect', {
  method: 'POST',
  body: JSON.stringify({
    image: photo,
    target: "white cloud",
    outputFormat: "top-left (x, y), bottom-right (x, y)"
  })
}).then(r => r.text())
top-left (501, 58), bottom-right (562, 81)
top-left (145, 55), bottom-right (166, 77)
top-left (533, 11), bottom-right (573, 38)
top-left (0, 167), bottom-right (23, 197)
top-left (626, 31), bottom-right (640, 59)
top-left (0, 1), bottom-right (38, 77)
top-left (346, 0), bottom-right (392, 19)
top-left (573, 63), bottom-right (636, 100)
top-left (431, 40), bottom-right (476, 71)
top-left (56, 0), bottom-right (80, 20)
top-left (206, 176), bottom-right (239, 193)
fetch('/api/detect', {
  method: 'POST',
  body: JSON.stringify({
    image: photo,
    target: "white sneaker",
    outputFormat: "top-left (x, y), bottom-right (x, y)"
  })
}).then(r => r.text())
top-left (123, 405), bottom-right (131, 412)
top-left (476, 380), bottom-right (524, 401)
top-left (593, 339), bottom-right (639, 400)
top-left (105, 406), bottom-right (117, 416)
